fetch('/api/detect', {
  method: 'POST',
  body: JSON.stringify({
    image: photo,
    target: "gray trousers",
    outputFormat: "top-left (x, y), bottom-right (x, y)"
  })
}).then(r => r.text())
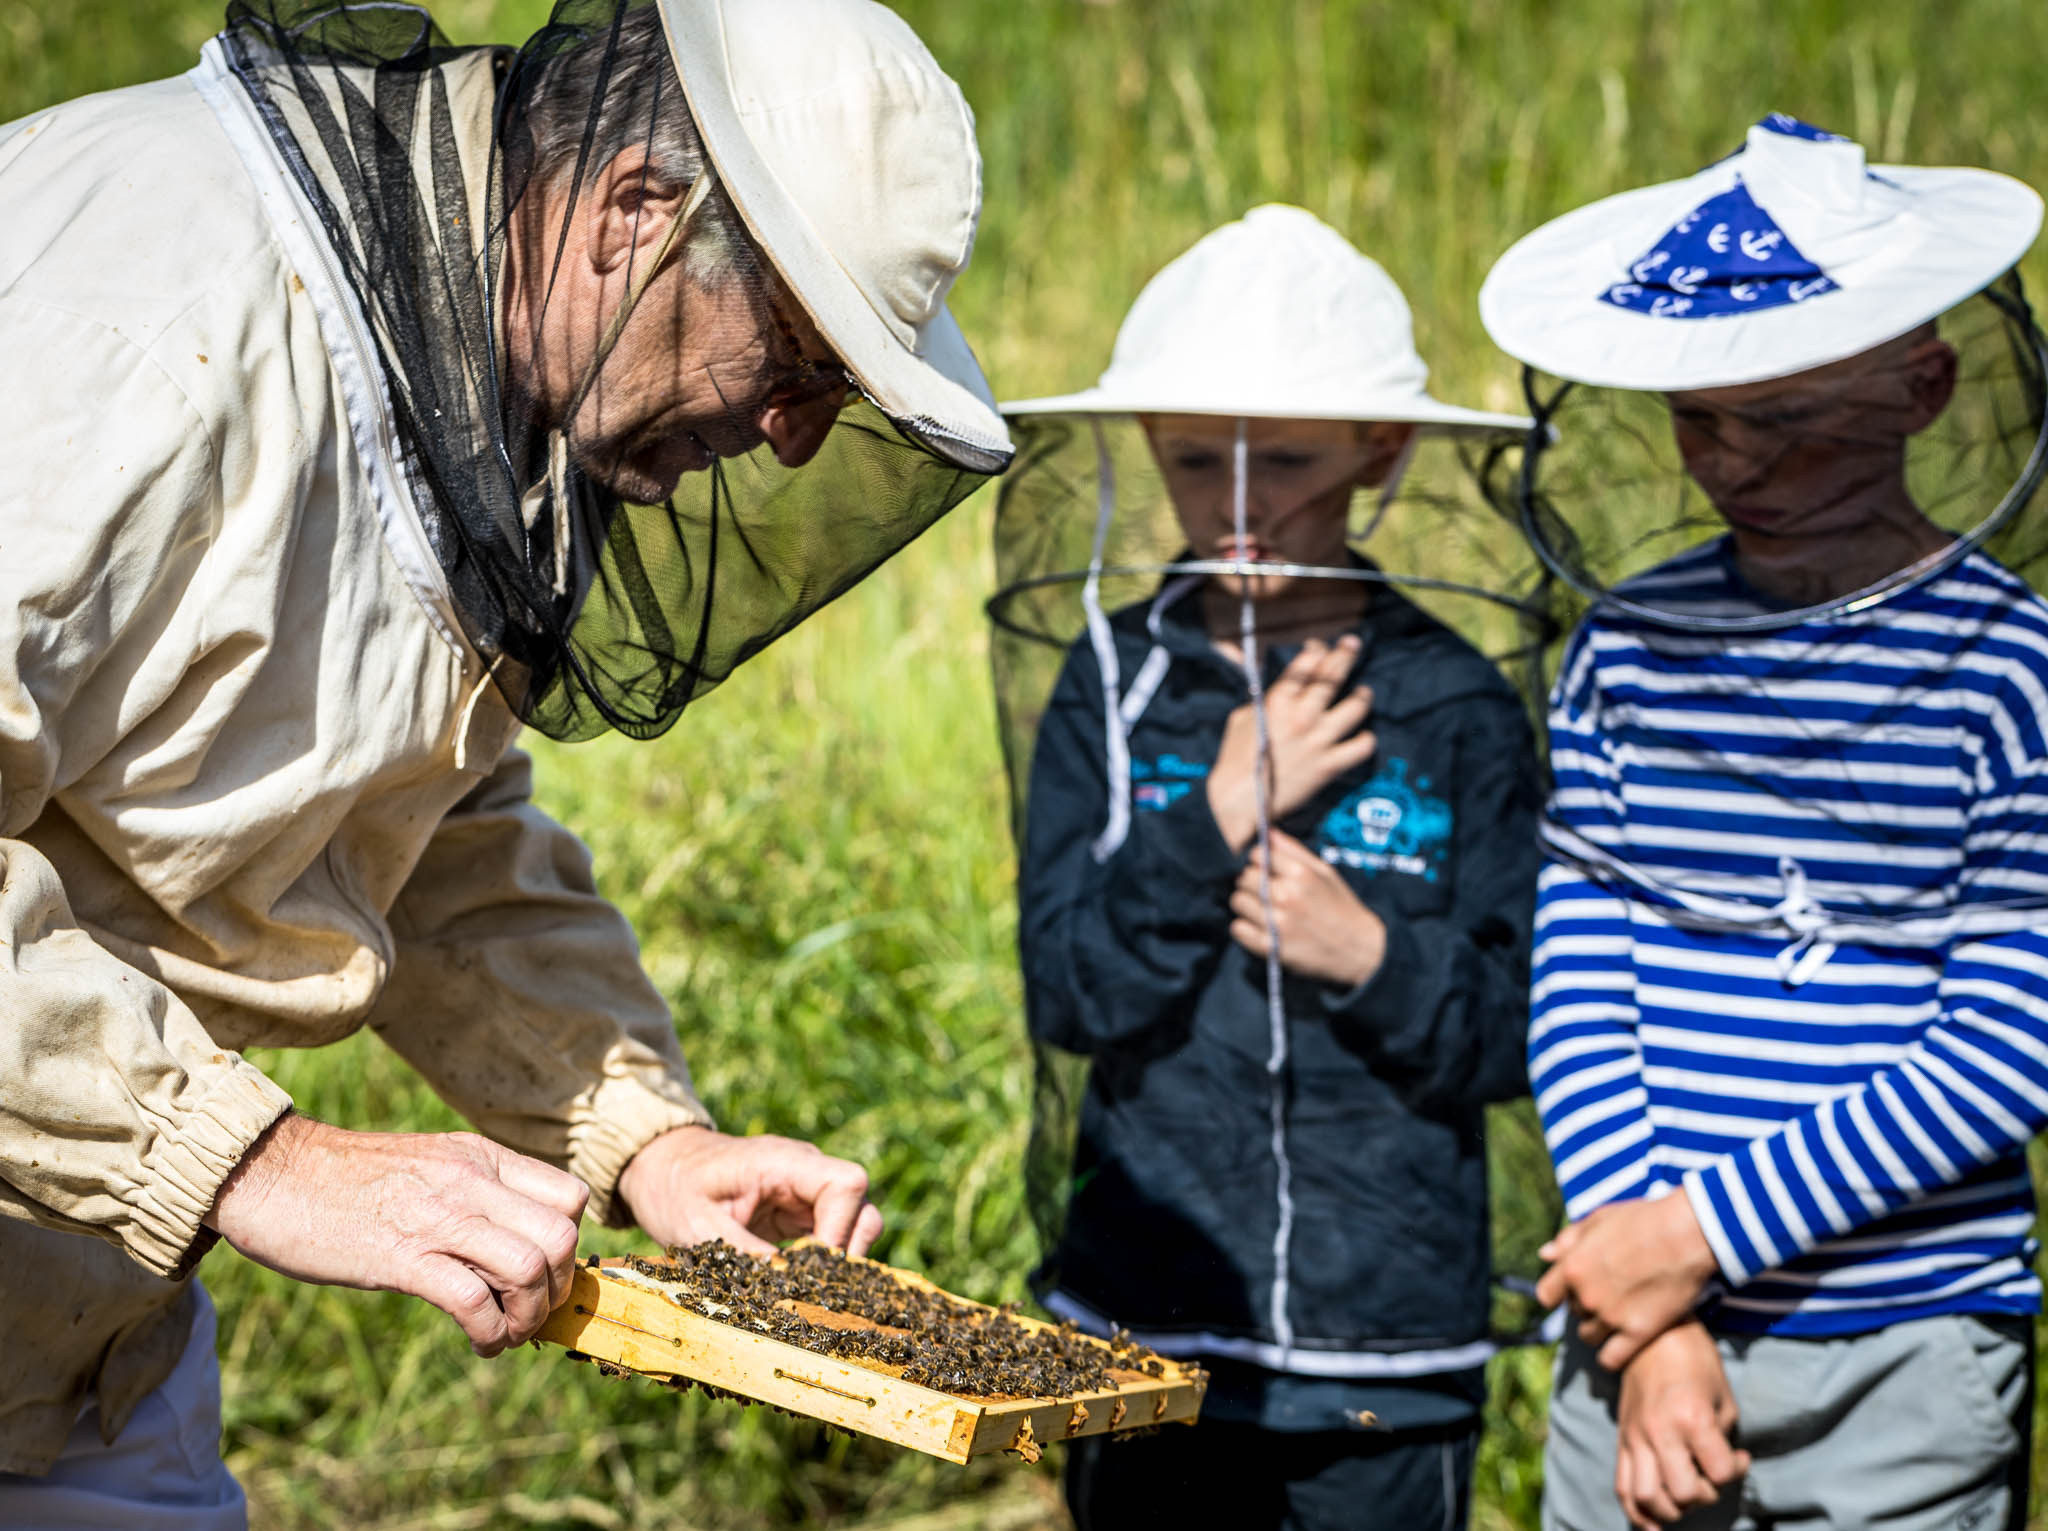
top-left (1544, 1315), bottom-right (2032, 1531)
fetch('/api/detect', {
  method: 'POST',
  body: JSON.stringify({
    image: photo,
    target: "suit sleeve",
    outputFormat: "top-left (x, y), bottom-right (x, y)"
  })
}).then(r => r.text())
top-left (365, 748), bottom-right (714, 1227)
top-left (1317, 685), bottom-right (1541, 1112)
top-left (0, 312), bottom-right (293, 1279)
top-left (1018, 643), bottom-right (1243, 1054)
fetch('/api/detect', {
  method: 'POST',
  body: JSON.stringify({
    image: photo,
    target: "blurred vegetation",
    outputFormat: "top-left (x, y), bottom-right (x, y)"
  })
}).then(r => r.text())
top-left (7, 0), bottom-right (2048, 1527)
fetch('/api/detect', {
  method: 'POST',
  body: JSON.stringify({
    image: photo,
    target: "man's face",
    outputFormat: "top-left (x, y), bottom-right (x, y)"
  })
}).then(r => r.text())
top-left (1664, 330), bottom-right (1958, 543)
top-left (510, 149), bottom-right (852, 503)
top-left (1142, 415), bottom-right (1415, 602)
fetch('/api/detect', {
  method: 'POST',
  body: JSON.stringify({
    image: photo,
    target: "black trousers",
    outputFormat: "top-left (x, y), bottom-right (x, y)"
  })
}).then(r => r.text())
top-left (1064, 1418), bottom-right (1478, 1531)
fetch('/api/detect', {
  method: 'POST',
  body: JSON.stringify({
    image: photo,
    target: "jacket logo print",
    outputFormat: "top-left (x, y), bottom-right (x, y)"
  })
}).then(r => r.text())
top-left (1317, 758), bottom-right (1452, 879)
top-left (1131, 753), bottom-right (1209, 811)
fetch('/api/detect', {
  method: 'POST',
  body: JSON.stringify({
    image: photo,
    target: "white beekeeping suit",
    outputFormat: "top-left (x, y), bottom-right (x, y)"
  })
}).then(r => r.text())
top-left (0, 0), bottom-right (1010, 1510)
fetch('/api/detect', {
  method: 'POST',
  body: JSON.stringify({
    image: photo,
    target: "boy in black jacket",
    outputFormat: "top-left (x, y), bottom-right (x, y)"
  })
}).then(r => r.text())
top-left (1003, 207), bottom-right (1542, 1530)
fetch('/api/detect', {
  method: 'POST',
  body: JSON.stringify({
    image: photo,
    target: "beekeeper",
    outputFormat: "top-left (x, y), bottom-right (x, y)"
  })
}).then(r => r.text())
top-left (0, 0), bottom-right (1010, 1519)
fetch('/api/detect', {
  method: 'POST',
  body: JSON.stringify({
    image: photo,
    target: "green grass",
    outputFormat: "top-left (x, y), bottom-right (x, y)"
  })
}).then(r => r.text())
top-left (9, 0), bottom-right (2048, 1527)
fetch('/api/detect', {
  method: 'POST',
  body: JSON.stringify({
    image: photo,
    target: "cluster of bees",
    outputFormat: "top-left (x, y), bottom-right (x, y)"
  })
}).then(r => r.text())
top-left (621, 1241), bottom-right (1169, 1400)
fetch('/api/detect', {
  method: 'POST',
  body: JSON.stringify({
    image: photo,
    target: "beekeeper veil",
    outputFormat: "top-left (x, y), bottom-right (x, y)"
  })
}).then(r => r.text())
top-left (991, 206), bottom-right (1553, 1305)
top-left (1481, 116), bottom-right (2048, 981)
top-left (213, 0), bottom-right (1011, 740)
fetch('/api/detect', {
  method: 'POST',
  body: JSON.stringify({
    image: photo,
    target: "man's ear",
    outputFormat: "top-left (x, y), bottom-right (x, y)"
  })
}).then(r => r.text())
top-left (1902, 337), bottom-right (1959, 435)
top-left (586, 146), bottom-right (689, 277)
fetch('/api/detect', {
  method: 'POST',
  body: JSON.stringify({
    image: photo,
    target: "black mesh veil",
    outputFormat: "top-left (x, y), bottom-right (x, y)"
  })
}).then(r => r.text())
top-left (1501, 276), bottom-right (2048, 636)
top-left (1491, 272), bottom-right (2048, 995)
top-left (990, 413), bottom-right (1562, 1344)
top-left (218, 0), bottom-right (991, 740)
top-left (992, 421), bottom-right (1556, 837)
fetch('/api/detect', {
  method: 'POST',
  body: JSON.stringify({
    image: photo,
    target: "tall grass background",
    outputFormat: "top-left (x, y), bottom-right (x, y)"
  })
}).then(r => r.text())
top-left (7, 0), bottom-right (2048, 1525)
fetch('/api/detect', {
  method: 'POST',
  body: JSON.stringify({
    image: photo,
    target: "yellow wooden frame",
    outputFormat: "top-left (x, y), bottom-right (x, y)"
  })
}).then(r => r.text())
top-left (534, 1257), bottom-right (1205, 1463)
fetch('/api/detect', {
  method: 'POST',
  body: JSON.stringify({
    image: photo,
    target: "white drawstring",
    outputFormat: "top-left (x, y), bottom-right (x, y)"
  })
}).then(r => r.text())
top-left (1083, 418), bottom-right (1132, 864)
top-left (1768, 855), bottom-right (1838, 985)
top-left (1235, 416), bottom-right (1297, 1360)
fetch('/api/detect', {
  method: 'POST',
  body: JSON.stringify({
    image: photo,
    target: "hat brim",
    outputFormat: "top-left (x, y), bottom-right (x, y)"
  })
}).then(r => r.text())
top-left (1480, 164), bottom-right (2043, 391)
top-left (658, 0), bottom-right (1013, 473)
top-left (1001, 387), bottom-right (1531, 436)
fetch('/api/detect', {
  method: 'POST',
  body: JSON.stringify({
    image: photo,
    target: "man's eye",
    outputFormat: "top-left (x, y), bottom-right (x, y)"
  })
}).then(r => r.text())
top-left (1258, 451), bottom-right (1317, 471)
top-left (1174, 451), bottom-right (1222, 472)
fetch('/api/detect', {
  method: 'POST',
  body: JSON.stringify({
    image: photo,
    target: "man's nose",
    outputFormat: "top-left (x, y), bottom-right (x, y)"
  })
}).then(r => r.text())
top-left (758, 395), bottom-right (841, 467)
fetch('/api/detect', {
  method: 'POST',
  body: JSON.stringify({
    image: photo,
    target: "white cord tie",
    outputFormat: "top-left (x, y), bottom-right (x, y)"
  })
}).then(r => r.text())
top-left (1768, 855), bottom-right (1836, 986)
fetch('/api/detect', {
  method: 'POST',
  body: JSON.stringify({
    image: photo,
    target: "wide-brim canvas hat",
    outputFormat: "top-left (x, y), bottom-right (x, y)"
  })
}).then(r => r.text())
top-left (1005, 204), bottom-right (1532, 434)
top-left (659, 0), bottom-right (1012, 472)
top-left (1480, 114), bottom-right (2044, 392)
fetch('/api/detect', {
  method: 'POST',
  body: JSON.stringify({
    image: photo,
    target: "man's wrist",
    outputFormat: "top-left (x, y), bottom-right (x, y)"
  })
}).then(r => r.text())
top-left (205, 1109), bottom-right (308, 1236)
top-left (615, 1123), bottom-right (717, 1229)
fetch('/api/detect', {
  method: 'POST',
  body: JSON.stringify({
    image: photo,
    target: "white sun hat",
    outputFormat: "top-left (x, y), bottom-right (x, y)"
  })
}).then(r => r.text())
top-left (1480, 113), bottom-right (2044, 392)
top-left (1004, 203), bottom-right (1531, 434)
top-left (659, 0), bottom-right (1012, 472)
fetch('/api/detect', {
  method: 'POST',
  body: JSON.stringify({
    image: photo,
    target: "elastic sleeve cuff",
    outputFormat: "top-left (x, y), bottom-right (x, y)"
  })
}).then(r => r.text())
top-left (569, 1072), bottom-right (716, 1228)
top-left (128, 1058), bottom-right (295, 1279)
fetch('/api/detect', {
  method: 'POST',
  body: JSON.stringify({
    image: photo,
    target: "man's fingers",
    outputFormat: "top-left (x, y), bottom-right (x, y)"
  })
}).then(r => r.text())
top-left (409, 1253), bottom-right (512, 1357)
top-left (443, 1214), bottom-right (562, 1345)
top-left (461, 1175), bottom-right (582, 1313)
top-left (1535, 1265), bottom-right (1568, 1310)
top-left (799, 1166), bottom-right (874, 1254)
top-left (489, 1147), bottom-right (592, 1224)
top-left (726, 1225), bottom-right (781, 1258)
top-left (849, 1202), bottom-right (884, 1258)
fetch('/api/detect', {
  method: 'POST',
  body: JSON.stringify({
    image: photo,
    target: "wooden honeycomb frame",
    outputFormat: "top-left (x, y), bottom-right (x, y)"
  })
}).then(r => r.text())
top-left (534, 1256), bottom-right (1206, 1463)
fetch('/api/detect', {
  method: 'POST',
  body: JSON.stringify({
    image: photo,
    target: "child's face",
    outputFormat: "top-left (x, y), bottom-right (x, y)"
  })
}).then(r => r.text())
top-left (1142, 415), bottom-right (1416, 602)
top-left (1663, 329), bottom-right (1957, 544)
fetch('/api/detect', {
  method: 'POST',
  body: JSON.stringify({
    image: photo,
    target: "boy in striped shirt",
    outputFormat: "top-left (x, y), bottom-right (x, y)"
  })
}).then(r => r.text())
top-left (1479, 118), bottom-right (2048, 1529)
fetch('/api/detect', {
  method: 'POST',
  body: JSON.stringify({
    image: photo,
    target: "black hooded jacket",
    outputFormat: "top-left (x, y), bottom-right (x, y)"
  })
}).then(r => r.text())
top-left (1020, 580), bottom-right (1539, 1375)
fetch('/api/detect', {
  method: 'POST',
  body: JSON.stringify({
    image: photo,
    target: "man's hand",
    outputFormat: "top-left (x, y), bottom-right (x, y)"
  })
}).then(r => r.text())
top-left (1229, 829), bottom-right (1387, 988)
top-left (1207, 635), bottom-right (1376, 854)
top-left (615, 1126), bottom-right (883, 1259)
top-left (1614, 1321), bottom-right (1750, 1530)
top-left (1536, 1194), bottom-right (1721, 1369)
top-left (206, 1113), bottom-right (587, 1358)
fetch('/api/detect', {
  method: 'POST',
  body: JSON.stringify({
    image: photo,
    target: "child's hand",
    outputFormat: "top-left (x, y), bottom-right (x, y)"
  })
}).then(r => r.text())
top-left (1207, 635), bottom-right (1376, 854)
top-left (1537, 1194), bottom-right (1720, 1370)
top-left (1229, 829), bottom-right (1387, 988)
top-left (1614, 1321), bottom-right (1750, 1530)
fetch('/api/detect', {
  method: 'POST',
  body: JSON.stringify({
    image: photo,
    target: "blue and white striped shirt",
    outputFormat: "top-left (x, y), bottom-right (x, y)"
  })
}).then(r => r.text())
top-left (1530, 540), bottom-right (2048, 1335)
